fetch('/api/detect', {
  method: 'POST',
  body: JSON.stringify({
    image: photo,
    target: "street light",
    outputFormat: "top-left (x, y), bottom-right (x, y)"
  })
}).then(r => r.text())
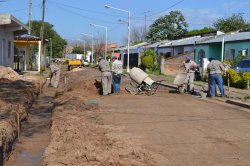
top-left (81, 33), bottom-right (94, 64)
top-left (105, 5), bottom-right (131, 72)
top-left (77, 39), bottom-right (86, 59)
top-left (90, 23), bottom-right (108, 59)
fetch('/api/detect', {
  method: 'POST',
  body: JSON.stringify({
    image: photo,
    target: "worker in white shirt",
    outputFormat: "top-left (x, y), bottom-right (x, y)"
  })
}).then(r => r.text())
top-left (111, 56), bottom-right (123, 94)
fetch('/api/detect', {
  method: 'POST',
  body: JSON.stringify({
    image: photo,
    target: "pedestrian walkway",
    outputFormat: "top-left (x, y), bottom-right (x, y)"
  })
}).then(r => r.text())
top-left (149, 74), bottom-right (250, 107)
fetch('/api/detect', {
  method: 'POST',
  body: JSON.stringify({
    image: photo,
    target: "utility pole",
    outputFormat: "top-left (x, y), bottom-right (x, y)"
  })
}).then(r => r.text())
top-left (143, 11), bottom-right (150, 42)
top-left (40, 0), bottom-right (45, 71)
top-left (28, 0), bottom-right (32, 34)
top-left (50, 38), bottom-right (52, 63)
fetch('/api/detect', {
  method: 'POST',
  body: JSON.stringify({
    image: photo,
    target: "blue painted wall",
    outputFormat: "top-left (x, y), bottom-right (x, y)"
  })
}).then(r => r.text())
top-left (209, 44), bottom-right (222, 60)
top-left (225, 41), bottom-right (250, 59)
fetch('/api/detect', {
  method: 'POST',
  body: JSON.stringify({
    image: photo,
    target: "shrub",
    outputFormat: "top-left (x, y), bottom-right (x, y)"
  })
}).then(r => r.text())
top-left (140, 55), bottom-right (156, 71)
top-left (140, 49), bottom-right (157, 71)
top-left (223, 69), bottom-right (247, 88)
top-left (242, 72), bottom-right (250, 81)
top-left (242, 72), bottom-right (250, 89)
top-left (106, 54), bottom-right (112, 61)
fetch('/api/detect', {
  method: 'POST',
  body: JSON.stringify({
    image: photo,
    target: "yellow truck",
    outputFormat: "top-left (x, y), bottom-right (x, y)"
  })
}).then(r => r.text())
top-left (64, 54), bottom-right (84, 71)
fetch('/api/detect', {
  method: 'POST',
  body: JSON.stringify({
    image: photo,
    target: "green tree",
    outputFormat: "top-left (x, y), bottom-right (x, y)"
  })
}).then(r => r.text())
top-left (147, 10), bottom-right (188, 41)
top-left (188, 27), bottom-right (215, 36)
top-left (213, 13), bottom-right (250, 33)
top-left (30, 20), bottom-right (67, 58)
top-left (72, 46), bottom-right (84, 54)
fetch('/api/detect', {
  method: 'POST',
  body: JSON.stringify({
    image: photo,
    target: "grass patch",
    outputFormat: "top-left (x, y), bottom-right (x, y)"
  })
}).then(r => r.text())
top-left (163, 75), bottom-right (175, 83)
top-left (146, 69), bottom-right (162, 76)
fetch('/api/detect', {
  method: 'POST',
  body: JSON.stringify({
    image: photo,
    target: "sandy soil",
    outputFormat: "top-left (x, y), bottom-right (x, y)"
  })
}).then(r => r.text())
top-left (44, 66), bottom-right (250, 166)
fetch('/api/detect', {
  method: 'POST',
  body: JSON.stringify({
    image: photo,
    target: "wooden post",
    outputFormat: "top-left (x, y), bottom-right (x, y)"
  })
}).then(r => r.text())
top-left (0, 138), bottom-right (3, 166)
top-left (16, 105), bottom-right (20, 140)
top-left (248, 80), bottom-right (249, 90)
top-left (227, 74), bottom-right (230, 97)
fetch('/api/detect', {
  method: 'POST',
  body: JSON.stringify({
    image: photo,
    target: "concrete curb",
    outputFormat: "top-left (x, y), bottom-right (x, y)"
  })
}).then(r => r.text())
top-left (161, 82), bottom-right (250, 109)
top-left (226, 99), bottom-right (250, 109)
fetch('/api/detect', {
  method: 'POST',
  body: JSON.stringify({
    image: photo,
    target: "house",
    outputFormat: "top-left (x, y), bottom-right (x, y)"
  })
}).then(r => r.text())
top-left (110, 42), bottom-right (148, 69)
top-left (0, 14), bottom-right (29, 68)
top-left (195, 31), bottom-right (250, 76)
top-left (157, 36), bottom-right (200, 58)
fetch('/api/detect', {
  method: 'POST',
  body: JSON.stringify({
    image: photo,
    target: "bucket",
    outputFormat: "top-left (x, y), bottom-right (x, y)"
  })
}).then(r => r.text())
top-left (200, 92), bottom-right (207, 99)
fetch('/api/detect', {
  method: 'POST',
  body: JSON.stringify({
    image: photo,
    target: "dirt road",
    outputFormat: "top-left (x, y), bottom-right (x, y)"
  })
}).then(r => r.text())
top-left (43, 66), bottom-right (250, 166)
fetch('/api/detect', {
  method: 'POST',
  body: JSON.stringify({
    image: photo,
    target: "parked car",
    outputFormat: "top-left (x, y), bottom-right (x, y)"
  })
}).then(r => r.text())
top-left (83, 60), bottom-right (89, 66)
top-left (233, 59), bottom-right (250, 73)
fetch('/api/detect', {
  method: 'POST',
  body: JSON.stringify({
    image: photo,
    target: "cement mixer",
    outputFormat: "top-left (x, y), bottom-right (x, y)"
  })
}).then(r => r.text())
top-left (125, 67), bottom-right (163, 96)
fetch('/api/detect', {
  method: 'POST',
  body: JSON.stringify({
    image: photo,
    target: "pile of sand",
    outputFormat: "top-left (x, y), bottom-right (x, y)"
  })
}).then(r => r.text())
top-left (0, 66), bottom-right (23, 81)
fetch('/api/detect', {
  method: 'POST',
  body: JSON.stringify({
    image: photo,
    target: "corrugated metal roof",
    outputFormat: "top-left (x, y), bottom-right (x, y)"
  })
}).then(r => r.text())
top-left (159, 36), bottom-right (201, 47)
top-left (15, 34), bottom-right (40, 40)
top-left (145, 39), bottom-right (170, 48)
top-left (199, 31), bottom-right (250, 44)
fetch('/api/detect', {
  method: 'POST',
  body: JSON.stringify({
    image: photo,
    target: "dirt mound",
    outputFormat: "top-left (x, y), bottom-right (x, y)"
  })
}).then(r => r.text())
top-left (71, 80), bottom-right (99, 96)
top-left (44, 66), bottom-right (157, 165)
top-left (0, 73), bottom-right (44, 161)
top-left (44, 108), bottom-right (155, 166)
top-left (0, 66), bottom-right (23, 81)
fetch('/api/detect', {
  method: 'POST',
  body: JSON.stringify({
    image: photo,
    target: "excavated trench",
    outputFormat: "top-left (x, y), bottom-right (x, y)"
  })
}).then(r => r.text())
top-left (4, 86), bottom-right (55, 166)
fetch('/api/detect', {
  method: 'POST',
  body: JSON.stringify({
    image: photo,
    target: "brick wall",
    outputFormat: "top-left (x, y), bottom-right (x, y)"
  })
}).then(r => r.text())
top-left (161, 52), bottom-right (194, 75)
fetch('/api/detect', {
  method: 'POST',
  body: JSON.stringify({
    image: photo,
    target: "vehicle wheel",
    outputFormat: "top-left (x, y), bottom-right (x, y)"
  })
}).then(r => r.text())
top-left (125, 85), bottom-right (138, 95)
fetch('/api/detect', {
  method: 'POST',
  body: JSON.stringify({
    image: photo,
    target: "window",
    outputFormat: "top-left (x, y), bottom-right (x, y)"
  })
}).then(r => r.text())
top-left (225, 49), bottom-right (235, 60)
top-left (8, 41), bottom-right (11, 58)
top-left (239, 49), bottom-right (248, 57)
top-left (198, 49), bottom-right (205, 67)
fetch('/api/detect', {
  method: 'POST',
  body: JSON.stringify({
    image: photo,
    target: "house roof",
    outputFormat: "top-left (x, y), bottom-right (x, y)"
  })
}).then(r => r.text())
top-left (15, 34), bottom-right (40, 41)
top-left (158, 36), bottom-right (201, 47)
top-left (198, 31), bottom-right (250, 44)
top-left (145, 40), bottom-right (170, 48)
top-left (0, 14), bottom-right (29, 33)
top-left (129, 42), bottom-right (148, 49)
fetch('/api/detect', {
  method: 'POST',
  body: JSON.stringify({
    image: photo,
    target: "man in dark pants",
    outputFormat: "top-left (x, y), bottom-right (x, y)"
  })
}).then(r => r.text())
top-left (207, 57), bottom-right (225, 97)
top-left (98, 56), bottom-right (112, 96)
top-left (111, 56), bottom-right (123, 94)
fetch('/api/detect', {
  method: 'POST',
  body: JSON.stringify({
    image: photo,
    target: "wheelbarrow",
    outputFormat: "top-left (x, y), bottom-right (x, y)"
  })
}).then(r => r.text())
top-left (125, 67), bottom-right (164, 96)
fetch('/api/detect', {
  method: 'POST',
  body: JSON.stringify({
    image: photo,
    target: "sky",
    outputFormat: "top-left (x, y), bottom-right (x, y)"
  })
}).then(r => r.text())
top-left (1, 0), bottom-right (250, 46)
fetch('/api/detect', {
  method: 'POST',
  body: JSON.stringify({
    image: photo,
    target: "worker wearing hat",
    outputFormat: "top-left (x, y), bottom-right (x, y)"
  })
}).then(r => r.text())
top-left (98, 56), bottom-right (112, 96)
top-left (111, 56), bottom-right (123, 94)
top-left (47, 60), bottom-right (60, 88)
top-left (182, 55), bottom-right (197, 93)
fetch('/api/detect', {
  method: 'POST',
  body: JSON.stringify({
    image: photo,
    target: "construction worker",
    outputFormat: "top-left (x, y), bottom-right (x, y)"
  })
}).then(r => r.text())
top-left (47, 60), bottom-right (60, 88)
top-left (207, 57), bottom-right (225, 97)
top-left (111, 56), bottom-right (123, 94)
top-left (182, 55), bottom-right (197, 93)
top-left (98, 56), bottom-right (112, 96)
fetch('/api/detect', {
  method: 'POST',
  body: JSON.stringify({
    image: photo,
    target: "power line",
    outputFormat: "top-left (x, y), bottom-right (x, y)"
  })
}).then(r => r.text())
top-left (148, 0), bottom-right (185, 17)
top-left (47, 1), bottom-right (121, 25)
top-left (50, 0), bottom-right (127, 19)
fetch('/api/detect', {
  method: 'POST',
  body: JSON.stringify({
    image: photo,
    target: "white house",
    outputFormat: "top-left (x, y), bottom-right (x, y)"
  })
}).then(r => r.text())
top-left (0, 14), bottom-right (28, 68)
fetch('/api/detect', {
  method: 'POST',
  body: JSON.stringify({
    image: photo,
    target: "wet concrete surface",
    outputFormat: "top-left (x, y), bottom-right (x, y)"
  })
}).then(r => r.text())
top-left (5, 89), bottom-right (55, 166)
